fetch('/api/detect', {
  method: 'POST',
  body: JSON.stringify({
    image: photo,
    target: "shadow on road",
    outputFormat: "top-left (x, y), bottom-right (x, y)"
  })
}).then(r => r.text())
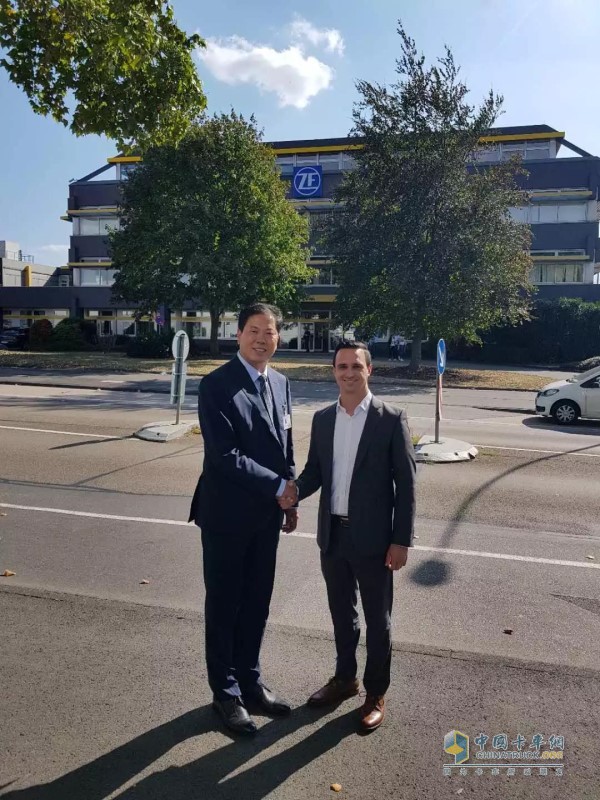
top-left (1, 706), bottom-right (356, 800)
top-left (410, 439), bottom-right (600, 589)
top-left (523, 417), bottom-right (600, 435)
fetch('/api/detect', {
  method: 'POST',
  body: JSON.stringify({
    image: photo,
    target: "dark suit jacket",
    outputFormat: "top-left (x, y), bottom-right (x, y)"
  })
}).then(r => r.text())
top-left (188, 355), bottom-right (295, 531)
top-left (296, 396), bottom-right (416, 556)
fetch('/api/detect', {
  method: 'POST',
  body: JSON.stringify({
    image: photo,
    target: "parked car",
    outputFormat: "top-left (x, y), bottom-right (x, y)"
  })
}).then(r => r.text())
top-left (0, 328), bottom-right (29, 350)
top-left (535, 366), bottom-right (600, 424)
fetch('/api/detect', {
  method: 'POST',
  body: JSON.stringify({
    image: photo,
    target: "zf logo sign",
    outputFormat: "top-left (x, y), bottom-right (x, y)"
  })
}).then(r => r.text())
top-left (292, 166), bottom-right (323, 198)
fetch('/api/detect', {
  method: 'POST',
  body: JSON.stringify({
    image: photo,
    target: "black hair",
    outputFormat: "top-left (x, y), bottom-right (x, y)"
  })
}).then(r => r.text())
top-left (332, 339), bottom-right (372, 367)
top-left (238, 303), bottom-right (283, 332)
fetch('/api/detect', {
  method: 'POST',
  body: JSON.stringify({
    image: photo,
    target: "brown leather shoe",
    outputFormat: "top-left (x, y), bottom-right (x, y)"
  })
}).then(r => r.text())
top-left (359, 695), bottom-right (385, 732)
top-left (307, 677), bottom-right (360, 707)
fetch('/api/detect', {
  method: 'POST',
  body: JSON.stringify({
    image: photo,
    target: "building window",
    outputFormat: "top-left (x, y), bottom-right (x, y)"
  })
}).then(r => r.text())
top-left (74, 217), bottom-right (119, 236)
top-left (525, 143), bottom-right (550, 160)
top-left (296, 155), bottom-right (318, 165)
top-left (557, 203), bottom-right (587, 222)
top-left (510, 203), bottom-right (588, 224)
top-left (80, 269), bottom-right (116, 286)
top-left (531, 263), bottom-right (583, 284)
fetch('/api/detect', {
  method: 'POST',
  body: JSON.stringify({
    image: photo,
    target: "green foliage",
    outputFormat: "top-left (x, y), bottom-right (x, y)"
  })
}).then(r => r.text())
top-left (452, 299), bottom-right (600, 365)
top-left (126, 332), bottom-right (172, 358)
top-left (0, 0), bottom-right (206, 151)
top-left (327, 24), bottom-right (533, 365)
top-left (47, 318), bottom-right (96, 351)
top-left (29, 318), bottom-right (53, 349)
top-left (111, 112), bottom-right (312, 354)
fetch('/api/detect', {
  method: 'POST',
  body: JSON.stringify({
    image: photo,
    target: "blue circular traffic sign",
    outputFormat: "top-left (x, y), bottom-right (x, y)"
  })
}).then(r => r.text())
top-left (437, 338), bottom-right (446, 375)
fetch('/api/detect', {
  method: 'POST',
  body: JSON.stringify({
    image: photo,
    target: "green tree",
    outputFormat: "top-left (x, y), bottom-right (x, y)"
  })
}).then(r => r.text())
top-left (327, 25), bottom-right (533, 367)
top-left (0, 0), bottom-right (206, 151)
top-left (111, 113), bottom-right (312, 355)
top-left (29, 318), bottom-right (53, 349)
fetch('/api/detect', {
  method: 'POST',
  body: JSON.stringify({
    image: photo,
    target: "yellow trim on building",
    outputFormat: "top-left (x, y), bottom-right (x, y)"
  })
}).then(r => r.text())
top-left (272, 144), bottom-right (364, 155)
top-left (68, 261), bottom-right (113, 267)
top-left (530, 254), bottom-right (588, 261)
top-left (273, 131), bottom-right (564, 155)
top-left (66, 207), bottom-right (118, 215)
top-left (107, 156), bottom-right (143, 164)
top-left (305, 294), bottom-right (337, 302)
top-left (528, 190), bottom-right (592, 199)
top-left (480, 131), bottom-right (565, 143)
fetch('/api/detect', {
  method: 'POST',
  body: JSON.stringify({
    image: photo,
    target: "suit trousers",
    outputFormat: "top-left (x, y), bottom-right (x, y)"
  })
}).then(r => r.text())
top-left (320, 518), bottom-right (393, 696)
top-left (201, 507), bottom-right (282, 701)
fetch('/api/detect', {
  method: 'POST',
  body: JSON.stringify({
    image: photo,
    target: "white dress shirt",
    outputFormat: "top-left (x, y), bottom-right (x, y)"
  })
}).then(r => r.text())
top-left (331, 391), bottom-right (372, 516)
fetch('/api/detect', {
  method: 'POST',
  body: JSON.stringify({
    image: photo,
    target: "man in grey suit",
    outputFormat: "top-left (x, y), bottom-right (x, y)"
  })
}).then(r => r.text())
top-left (279, 340), bottom-right (416, 732)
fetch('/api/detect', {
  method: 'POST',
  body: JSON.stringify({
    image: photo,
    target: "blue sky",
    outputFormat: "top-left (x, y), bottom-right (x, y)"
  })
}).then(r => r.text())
top-left (1, 0), bottom-right (599, 267)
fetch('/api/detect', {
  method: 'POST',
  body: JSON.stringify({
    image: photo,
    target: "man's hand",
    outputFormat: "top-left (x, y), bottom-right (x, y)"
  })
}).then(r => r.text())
top-left (385, 544), bottom-right (408, 571)
top-left (281, 508), bottom-right (298, 533)
top-left (278, 480), bottom-right (298, 510)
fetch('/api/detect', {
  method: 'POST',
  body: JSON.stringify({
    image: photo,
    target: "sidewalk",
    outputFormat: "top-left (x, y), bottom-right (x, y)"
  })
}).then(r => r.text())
top-left (1, 584), bottom-right (598, 800)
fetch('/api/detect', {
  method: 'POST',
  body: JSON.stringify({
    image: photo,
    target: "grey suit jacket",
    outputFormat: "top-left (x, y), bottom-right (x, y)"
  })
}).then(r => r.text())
top-left (296, 396), bottom-right (416, 556)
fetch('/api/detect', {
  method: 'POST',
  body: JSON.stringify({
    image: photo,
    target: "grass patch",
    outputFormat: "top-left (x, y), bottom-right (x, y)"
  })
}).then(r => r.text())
top-left (0, 350), bottom-right (548, 391)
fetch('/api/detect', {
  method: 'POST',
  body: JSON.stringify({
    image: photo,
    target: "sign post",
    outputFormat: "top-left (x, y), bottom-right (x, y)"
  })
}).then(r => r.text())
top-left (170, 331), bottom-right (190, 425)
top-left (435, 338), bottom-right (446, 444)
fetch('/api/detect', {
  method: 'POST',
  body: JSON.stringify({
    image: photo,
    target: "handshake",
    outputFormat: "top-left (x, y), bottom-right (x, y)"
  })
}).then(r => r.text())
top-left (278, 479), bottom-right (298, 510)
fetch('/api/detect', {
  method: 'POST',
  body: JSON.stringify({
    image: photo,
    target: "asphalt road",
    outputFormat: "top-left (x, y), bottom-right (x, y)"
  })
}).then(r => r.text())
top-left (1, 379), bottom-right (599, 799)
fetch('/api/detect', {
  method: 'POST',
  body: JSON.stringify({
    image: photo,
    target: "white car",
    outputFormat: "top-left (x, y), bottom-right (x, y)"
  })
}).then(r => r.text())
top-left (535, 366), bottom-right (600, 424)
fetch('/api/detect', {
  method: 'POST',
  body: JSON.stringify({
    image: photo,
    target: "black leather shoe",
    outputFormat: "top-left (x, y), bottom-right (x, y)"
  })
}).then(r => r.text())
top-left (242, 684), bottom-right (292, 716)
top-left (212, 696), bottom-right (258, 735)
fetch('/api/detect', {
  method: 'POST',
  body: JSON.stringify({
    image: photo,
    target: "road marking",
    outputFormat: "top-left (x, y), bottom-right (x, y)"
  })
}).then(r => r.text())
top-left (473, 444), bottom-right (600, 458)
top-left (413, 544), bottom-right (600, 568)
top-left (0, 424), bottom-right (124, 439)
top-left (0, 503), bottom-right (189, 525)
top-left (1, 502), bottom-right (598, 569)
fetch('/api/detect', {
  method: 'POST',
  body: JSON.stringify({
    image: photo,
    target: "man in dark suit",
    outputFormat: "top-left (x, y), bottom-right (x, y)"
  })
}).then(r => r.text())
top-left (189, 303), bottom-right (297, 735)
top-left (279, 340), bottom-right (416, 732)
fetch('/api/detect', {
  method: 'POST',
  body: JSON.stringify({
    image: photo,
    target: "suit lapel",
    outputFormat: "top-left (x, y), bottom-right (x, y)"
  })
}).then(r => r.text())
top-left (351, 397), bottom-right (383, 480)
top-left (232, 356), bottom-right (282, 447)
top-left (321, 404), bottom-right (337, 490)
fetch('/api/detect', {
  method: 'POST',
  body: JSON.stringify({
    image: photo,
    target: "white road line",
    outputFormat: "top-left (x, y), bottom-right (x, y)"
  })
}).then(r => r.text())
top-left (0, 503), bottom-right (189, 525)
top-left (1, 502), bottom-right (598, 569)
top-left (0, 424), bottom-right (123, 439)
top-left (413, 544), bottom-right (599, 569)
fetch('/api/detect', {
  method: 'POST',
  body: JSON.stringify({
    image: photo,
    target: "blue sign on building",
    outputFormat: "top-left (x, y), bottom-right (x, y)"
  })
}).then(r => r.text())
top-left (292, 165), bottom-right (323, 198)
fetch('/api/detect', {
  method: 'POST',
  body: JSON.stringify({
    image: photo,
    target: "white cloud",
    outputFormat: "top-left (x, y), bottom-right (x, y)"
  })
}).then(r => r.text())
top-left (289, 16), bottom-right (345, 56)
top-left (198, 34), bottom-right (335, 109)
top-left (38, 244), bottom-right (68, 254)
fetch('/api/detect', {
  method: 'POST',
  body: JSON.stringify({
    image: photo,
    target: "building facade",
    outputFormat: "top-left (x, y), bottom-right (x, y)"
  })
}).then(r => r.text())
top-left (1, 125), bottom-right (599, 349)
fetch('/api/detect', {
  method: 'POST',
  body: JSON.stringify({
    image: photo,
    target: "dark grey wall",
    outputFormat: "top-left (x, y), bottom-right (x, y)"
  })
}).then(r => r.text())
top-left (531, 223), bottom-right (597, 255)
top-left (68, 181), bottom-right (121, 209)
top-left (69, 236), bottom-right (111, 262)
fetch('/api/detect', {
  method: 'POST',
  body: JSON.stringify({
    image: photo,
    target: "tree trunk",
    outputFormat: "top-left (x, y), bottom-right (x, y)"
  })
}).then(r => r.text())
top-left (209, 308), bottom-right (221, 358)
top-left (410, 327), bottom-right (424, 369)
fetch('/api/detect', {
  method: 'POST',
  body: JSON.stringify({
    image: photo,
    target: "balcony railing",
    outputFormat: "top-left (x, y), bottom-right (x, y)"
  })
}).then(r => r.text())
top-left (2, 250), bottom-right (35, 262)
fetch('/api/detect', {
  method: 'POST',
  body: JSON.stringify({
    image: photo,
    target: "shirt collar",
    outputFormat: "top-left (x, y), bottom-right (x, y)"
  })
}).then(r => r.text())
top-left (336, 390), bottom-right (372, 417)
top-left (237, 351), bottom-right (268, 383)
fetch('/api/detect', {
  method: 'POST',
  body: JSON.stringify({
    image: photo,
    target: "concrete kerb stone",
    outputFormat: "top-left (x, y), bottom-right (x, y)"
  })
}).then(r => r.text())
top-left (415, 435), bottom-right (478, 463)
top-left (134, 420), bottom-right (197, 442)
